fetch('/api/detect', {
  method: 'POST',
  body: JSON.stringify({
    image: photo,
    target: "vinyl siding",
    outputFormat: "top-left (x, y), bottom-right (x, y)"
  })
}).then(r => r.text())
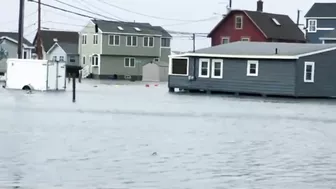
top-left (101, 34), bottom-right (160, 57)
top-left (169, 57), bottom-right (296, 96)
top-left (99, 55), bottom-right (154, 77)
top-left (295, 49), bottom-right (336, 97)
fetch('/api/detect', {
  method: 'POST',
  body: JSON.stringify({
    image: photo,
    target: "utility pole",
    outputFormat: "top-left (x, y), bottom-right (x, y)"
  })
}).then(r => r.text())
top-left (37, 0), bottom-right (42, 59)
top-left (17, 0), bottom-right (25, 59)
top-left (192, 33), bottom-right (195, 52)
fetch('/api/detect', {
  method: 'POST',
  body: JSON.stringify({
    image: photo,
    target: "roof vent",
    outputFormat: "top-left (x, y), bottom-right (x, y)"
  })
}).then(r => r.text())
top-left (272, 18), bottom-right (280, 26)
top-left (117, 26), bottom-right (124, 30)
top-left (53, 38), bottom-right (58, 42)
top-left (257, 0), bottom-right (263, 12)
top-left (134, 27), bottom-right (141, 31)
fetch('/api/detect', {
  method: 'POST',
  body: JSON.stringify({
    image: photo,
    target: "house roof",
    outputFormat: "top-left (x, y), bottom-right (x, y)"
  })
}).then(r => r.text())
top-left (305, 3), bottom-right (336, 18)
top-left (208, 10), bottom-right (305, 42)
top-left (35, 30), bottom-right (79, 52)
top-left (0, 32), bottom-right (32, 46)
top-left (48, 42), bottom-right (78, 55)
top-left (172, 41), bottom-right (336, 59)
top-left (92, 20), bottom-right (172, 37)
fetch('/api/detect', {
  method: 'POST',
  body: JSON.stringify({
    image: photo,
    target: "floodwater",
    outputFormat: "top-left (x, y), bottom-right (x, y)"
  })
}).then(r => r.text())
top-left (0, 80), bottom-right (336, 189)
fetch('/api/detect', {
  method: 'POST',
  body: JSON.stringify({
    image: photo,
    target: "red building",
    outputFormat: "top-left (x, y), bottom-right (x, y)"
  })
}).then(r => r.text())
top-left (208, 0), bottom-right (306, 46)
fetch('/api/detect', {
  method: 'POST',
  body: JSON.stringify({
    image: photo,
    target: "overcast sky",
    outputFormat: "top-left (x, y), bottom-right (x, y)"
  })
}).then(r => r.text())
top-left (0, 0), bottom-right (333, 51)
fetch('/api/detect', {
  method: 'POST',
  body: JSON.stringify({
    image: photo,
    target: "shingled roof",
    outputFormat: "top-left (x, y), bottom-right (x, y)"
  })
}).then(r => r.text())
top-left (92, 20), bottom-right (172, 37)
top-left (33, 30), bottom-right (79, 52)
top-left (0, 32), bottom-right (32, 46)
top-left (305, 3), bottom-right (336, 18)
top-left (208, 10), bottom-right (305, 42)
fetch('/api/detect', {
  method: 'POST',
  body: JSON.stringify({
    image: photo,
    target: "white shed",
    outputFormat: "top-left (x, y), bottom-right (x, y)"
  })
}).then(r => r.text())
top-left (142, 61), bottom-right (169, 82)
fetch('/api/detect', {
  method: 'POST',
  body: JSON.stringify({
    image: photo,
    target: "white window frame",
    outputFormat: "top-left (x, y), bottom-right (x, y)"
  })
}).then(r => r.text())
top-left (235, 15), bottom-right (243, 29)
top-left (52, 56), bottom-right (57, 61)
top-left (169, 57), bottom-right (189, 76)
top-left (23, 49), bottom-right (29, 59)
top-left (69, 56), bottom-right (76, 63)
top-left (143, 36), bottom-right (154, 47)
top-left (91, 54), bottom-right (99, 66)
top-left (247, 60), bottom-right (259, 76)
top-left (211, 59), bottom-right (223, 79)
top-left (198, 58), bottom-right (210, 78)
top-left (307, 19), bottom-right (317, 33)
top-left (108, 35), bottom-right (120, 46)
top-left (82, 34), bottom-right (87, 45)
top-left (93, 34), bottom-right (98, 45)
top-left (126, 36), bottom-right (138, 47)
top-left (124, 57), bottom-right (136, 68)
top-left (304, 61), bottom-right (315, 83)
top-left (241, 37), bottom-right (250, 41)
top-left (59, 56), bottom-right (65, 62)
top-left (222, 37), bottom-right (230, 44)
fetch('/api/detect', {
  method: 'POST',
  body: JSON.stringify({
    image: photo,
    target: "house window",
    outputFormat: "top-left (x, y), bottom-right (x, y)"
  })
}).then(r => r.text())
top-left (304, 61), bottom-right (315, 82)
top-left (126, 36), bottom-right (137, 46)
top-left (247, 60), bottom-right (259, 76)
top-left (198, 58), bottom-right (210, 78)
top-left (222, 37), bottom-right (230, 44)
top-left (108, 35), bottom-right (120, 46)
top-left (143, 36), bottom-right (154, 47)
top-left (211, 59), bottom-right (223, 78)
top-left (69, 56), bottom-right (75, 63)
top-left (52, 56), bottom-right (57, 61)
top-left (235, 15), bottom-right (243, 29)
top-left (124, 57), bottom-right (135, 67)
top-left (91, 54), bottom-right (98, 66)
top-left (170, 57), bottom-right (188, 75)
top-left (60, 56), bottom-right (65, 62)
top-left (241, 37), bottom-right (250, 41)
top-left (161, 38), bottom-right (170, 47)
top-left (93, 34), bottom-right (98, 44)
top-left (82, 34), bottom-right (87, 44)
top-left (308, 20), bottom-right (317, 33)
top-left (82, 56), bottom-right (85, 64)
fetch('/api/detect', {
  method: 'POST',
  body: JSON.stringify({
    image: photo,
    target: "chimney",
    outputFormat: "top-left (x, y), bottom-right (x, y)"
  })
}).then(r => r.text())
top-left (257, 0), bottom-right (263, 12)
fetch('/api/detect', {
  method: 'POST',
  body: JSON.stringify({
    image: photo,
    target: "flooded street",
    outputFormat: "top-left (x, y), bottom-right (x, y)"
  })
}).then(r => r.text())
top-left (0, 80), bottom-right (336, 189)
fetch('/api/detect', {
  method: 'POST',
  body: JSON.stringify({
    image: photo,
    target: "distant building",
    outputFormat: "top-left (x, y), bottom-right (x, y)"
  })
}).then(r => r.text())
top-left (305, 3), bottom-right (336, 44)
top-left (79, 19), bottom-right (172, 80)
top-left (208, 0), bottom-right (306, 46)
top-left (0, 32), bottom-right (34, 74)
top-left (32, 30), bottom-right (79, 65)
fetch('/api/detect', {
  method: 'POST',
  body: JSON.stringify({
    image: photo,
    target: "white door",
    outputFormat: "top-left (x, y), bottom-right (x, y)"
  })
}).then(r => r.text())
top-left (56, 62), bottom-right (66, 90)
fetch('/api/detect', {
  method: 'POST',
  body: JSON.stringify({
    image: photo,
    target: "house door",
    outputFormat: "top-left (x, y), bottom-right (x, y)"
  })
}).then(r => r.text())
top-left (56, 62), bottom-right (66, 90)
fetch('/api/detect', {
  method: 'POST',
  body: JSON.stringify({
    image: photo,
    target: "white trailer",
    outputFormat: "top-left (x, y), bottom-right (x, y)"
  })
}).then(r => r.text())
top-left (5, 58), bottom-right (66, 91)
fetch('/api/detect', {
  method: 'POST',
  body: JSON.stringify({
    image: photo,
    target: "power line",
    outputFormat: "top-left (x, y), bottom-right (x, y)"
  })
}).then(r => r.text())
top-left (28, 0), bottom-right (211, 36)
top-left (96, 0), bottom-right (216, 22)
top-left (53, 0), bottom-right (120, 21)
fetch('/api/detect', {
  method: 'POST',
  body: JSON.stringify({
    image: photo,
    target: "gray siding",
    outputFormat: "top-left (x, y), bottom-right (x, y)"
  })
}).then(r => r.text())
top-left (169, 57), bottom-right (296, 96)
top-left (160, 47), bottom-right (171, 63)
top-left (100, 55), bottom-right (154, 77)
top-left (102, 34), bottom-right (160, 57)
top-left (295, 50), bottom-right (336, 97)
top-left (0, 40), bottom-right (31, 73)
top-left (306, 19), bottom-right (336, 43)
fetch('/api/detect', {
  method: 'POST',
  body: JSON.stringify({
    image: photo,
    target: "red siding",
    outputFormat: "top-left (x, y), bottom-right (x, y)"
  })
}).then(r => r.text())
top-left (210, 11), bottom-right (266, 46)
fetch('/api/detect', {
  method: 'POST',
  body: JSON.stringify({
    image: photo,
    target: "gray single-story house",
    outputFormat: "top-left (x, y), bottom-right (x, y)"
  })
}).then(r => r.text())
top-left (168, 41), bottom-right (336, 98)
top-left (47, 41), bottom-right (79, 65)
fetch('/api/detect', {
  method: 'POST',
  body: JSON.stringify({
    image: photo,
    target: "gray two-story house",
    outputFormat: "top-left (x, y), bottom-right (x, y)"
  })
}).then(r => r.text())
top-left (305, 3), bottom-right (336, 44)
top-left (79, 19), bottom-right (172, 80)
